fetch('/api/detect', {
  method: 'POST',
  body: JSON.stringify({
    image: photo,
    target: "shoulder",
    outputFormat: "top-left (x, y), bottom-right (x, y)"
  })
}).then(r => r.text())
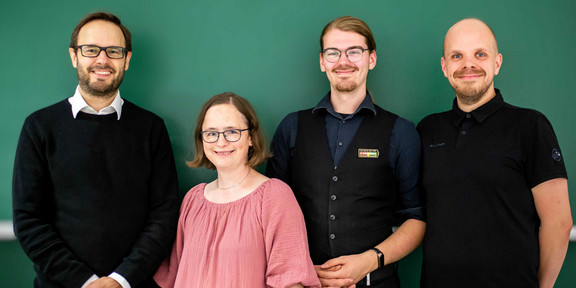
top-left (276, 111), bottom-right (299, 131)
top-left (417, 110), bottom-right (452, 130)
top-left (500, 102), bottom-right (547, 122)
top-left (259, 178), bottom-right (297, 203)
top-left (122, 100), bottom-right (165, 123)
top-left (22, 100), bottom-right (71, 131)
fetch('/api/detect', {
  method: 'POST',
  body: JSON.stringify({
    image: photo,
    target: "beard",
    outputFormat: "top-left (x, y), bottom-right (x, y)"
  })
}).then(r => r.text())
top-left (77, 64), bottom-right (125, 99)
top-left (451, 68), bottom-right (492, 105)
top-left (332, 65), bottom-right (359, 92)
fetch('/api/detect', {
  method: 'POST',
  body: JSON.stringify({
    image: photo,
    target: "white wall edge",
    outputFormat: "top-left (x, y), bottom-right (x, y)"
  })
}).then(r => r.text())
top-left (0, 221), bottom-right (16, 241)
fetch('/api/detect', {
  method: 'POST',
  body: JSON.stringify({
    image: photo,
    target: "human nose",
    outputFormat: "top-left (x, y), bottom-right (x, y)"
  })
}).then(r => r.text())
top-left (462, 54), bottom-right (476, 69)
top-left (216, 132), bottom-right (229, 146)
top-left (336, 51), bottom-right (352, 65)
top-left (95, 49), bottom-right (110, 64)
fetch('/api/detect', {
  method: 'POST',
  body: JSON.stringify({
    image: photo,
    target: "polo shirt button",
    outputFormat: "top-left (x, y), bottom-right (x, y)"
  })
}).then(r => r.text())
top-left (466, 113), bottom-right (471, 118)
top-left (330, 234), bottom-right (336, 240)
top-left (330, 215), bottom-right (336, 220)
top-left (461, 130), bottom-right (467, 136)
top-left (332, 176), bottom-right (338, 181)
top-left (331, 195), bottom-right (337, 200)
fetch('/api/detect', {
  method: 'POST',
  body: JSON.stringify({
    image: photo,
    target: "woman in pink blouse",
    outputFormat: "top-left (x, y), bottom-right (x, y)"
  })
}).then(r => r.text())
top-left (154, 92), bottom-right (320, 288)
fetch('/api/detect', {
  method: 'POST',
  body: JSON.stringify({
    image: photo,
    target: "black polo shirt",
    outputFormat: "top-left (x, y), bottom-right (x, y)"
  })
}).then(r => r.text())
top-left (417, 89), bottom-right (567, 288)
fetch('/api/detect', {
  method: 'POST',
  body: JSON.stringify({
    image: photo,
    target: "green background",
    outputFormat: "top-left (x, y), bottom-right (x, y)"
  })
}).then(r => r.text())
top-left (1, 0), bottom-right (574, 287)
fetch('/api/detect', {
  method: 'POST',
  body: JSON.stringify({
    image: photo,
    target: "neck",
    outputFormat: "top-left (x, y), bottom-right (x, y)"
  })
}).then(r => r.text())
top-left (79, 87), bottom-right (117, 112)
top-left (216, 166), bottom-right (252, 190)
top-left (330, 88), bottom-right (367, 114)
top-left (456, 87), bottom-right (496, 113)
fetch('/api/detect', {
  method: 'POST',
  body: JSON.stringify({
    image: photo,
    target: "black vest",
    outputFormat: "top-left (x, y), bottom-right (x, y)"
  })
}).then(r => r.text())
top-left (290, 106), bottom-right (398, 284)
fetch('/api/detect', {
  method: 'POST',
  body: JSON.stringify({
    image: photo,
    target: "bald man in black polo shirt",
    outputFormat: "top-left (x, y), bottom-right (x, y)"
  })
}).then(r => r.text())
top-left (418, 18), bottom-right (572, 288)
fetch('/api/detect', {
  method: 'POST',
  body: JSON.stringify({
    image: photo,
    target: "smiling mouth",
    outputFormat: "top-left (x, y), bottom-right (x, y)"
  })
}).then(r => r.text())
top-left (215, 150), bottom-right (233, 155)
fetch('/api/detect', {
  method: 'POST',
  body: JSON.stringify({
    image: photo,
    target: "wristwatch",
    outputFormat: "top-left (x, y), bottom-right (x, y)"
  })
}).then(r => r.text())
top-left (371, 247), bottom-right (384, 269)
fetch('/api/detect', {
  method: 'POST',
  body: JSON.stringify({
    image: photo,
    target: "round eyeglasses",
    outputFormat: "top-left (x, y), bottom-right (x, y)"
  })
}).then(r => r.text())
top-left (201, 129), bottom-right (249, 143)
top-left (322, 47), bottom-right (369, 63)
top-left (77, 45), bottom-right (127, 59)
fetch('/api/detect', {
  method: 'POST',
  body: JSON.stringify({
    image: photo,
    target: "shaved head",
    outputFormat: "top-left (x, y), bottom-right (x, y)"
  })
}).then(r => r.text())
top-left (443, 18), bottom-right (498, 58)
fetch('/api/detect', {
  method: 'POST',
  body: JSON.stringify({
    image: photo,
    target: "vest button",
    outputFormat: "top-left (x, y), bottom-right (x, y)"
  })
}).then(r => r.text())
top-left (466, 113), bottom-right (471, 119)
top-left (330, 195), bottom-right (337, 200)
top-left (332, 176), bottom-right (338, 182)
top-left (330, 215), bottom-right (336, 220)
top-left (330, 234), bottom-right (336, 240)
top-left (461, 130), bottom-right (467, 136)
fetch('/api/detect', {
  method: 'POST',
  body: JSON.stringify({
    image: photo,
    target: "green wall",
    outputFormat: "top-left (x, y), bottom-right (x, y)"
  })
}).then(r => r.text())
top-left (1, 0), bottom-right (575, 287)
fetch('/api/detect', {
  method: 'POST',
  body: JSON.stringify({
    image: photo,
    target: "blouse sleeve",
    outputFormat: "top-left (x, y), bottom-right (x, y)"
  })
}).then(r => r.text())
top-left (262, 179), bottom-right (321, 288)
top-left (154, 186), bottom-right (199, 288)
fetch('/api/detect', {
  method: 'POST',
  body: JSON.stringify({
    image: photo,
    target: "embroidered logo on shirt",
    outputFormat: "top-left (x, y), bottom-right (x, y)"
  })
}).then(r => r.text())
top-left (429, 142), bottom-right (446, 148)
top-left (552, 149), bottom-right (562, 162)
top-left (358, 149), bottom-right (379, 158)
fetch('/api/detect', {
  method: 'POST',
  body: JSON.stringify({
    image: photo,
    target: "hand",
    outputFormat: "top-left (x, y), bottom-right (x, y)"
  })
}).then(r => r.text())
top-left (85, 277), bottom-right (122, 288)
top-left (315, 251), bottom-right (377, 287)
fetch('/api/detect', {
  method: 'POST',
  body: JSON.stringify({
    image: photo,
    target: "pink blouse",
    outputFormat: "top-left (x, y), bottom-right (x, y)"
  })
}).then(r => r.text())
top-left (154, 178), bottom-right (320, 288)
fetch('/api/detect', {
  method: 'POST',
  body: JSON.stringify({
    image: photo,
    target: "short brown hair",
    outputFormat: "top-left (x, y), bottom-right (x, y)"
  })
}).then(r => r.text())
top-left (187, 92), bottom-right (269, 170)
top-left (320, 16), bottom-right (376, 52)
top-left (70, 12), bottom-right (132, 51)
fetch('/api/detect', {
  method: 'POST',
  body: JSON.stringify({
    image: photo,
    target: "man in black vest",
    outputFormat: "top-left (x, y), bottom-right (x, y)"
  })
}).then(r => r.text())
top-left (13, 12), bottom-right (179, 288)
top-left (267, 16), bottom-right (426, 288)
top-left (418, 18), bottom-right (572, 288)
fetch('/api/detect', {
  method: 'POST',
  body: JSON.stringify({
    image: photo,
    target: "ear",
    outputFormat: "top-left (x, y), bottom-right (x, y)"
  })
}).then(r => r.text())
top-left (124, 51), bottom-right (132, 71)
top-left (69, 48), bottom-right (78, 69)
top-left (319, 53), bottom-right (326, 72)
top-left (368, 50), bottom-right (377, 70)
top-left (494, 53), bottom-right (502, 75)
top-left (441, 57), bottom-right (448, 78)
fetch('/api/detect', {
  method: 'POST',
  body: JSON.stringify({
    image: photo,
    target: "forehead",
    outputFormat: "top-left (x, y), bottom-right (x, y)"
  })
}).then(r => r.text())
top-left (444, 20), bottom-right (497, 52)
top-left (77, 20), bottom-right (126, 46)
top-left (322, 29), bottom-right (367, 49)
top-left (203, 103), bottom-right (248, 128)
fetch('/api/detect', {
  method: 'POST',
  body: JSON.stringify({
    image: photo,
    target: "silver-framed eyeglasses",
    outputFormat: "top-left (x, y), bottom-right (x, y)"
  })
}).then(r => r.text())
top-left (322, 47), bottom-right (369, 63)
top-left (77, 45), bottom-right (127, 59)
top-left (201, 129), bottom-right (249, 143)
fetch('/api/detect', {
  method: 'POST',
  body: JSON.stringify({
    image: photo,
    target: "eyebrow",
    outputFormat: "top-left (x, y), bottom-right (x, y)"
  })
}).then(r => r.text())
top-left (324, 45), bottom-right (366, 51)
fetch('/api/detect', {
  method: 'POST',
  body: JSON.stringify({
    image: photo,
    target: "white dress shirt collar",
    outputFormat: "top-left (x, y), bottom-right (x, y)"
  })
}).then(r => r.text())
top-left (68, 86), bottom-right (124, 120)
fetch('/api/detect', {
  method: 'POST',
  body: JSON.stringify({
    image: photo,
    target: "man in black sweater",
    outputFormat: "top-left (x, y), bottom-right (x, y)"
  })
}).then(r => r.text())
top-left (12, 12), bottom-right (179, 288)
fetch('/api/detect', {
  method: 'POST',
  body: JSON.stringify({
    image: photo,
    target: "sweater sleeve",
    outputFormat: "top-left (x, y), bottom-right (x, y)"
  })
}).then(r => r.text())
top-left (262, 179), bottom-right (321, 288)
top-left (12, 115), bottom-right (95, 287)
top-left (113, 118), bottom-right (180, 286)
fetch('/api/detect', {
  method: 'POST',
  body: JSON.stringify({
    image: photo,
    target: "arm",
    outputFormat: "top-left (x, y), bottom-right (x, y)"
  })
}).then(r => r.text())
top-left (532, 178), bottom-right (572, 288)
top-left (113, 119), bottom-right (180, 286)
top-left (12, 116), bottom-right (95, 287)
top-left (265, 113), bottom-right (298, 182)
top-left (317, 219), bottom-right (425, 287)
top-left (263, 180), bottom-right (321, 288)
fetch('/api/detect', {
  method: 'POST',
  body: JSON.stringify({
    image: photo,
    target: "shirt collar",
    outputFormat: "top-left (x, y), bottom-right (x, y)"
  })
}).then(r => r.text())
top-left (312, 90), bottom-right (377, 119)
top-left (68, 86), bottom-right (124, 120)
top-left (452, 88), bottom-right (504, 126)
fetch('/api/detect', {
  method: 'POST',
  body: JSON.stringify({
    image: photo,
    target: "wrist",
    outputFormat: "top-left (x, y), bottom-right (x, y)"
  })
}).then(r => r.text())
top-left (371, 247), bottom-right (385, 269)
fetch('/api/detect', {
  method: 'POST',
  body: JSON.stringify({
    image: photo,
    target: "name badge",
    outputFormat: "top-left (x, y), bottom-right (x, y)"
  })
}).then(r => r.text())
top-left (358, 148), bottom-right (379, 158)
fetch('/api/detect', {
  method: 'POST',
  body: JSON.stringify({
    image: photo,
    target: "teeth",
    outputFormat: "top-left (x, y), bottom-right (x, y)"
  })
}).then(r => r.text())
top-left (94, 71), bottom-right (111, 75)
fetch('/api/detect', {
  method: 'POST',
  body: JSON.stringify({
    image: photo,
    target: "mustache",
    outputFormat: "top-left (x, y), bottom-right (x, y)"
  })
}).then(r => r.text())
top-left (89, 65), bottom-right (116, 73)
top-left (332, 65), bottom-right (358, 72)
top-left (454, 68), bottom-right (485, 77)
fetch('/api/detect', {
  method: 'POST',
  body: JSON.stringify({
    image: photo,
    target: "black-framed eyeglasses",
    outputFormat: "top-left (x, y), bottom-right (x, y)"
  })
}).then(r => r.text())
top-left (322, 47), bottom-right (369, 63)
top-left (77, 45), bottom-right (127, 59)
top-left (201, 129), bottom-right (249, 143)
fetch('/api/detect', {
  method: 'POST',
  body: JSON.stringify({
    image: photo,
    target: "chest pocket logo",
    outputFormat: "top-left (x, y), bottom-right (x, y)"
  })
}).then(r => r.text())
top-left (358, 148), bottom-right (379, 158)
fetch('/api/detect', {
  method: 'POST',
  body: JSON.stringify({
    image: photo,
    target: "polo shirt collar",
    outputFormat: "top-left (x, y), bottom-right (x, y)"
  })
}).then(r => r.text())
top-left (312, 90), bottom-right (377, 119)
top-left (68, 86), bottom-right (124, 120)
top-left (452, 88), bottom-right (504, 126)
